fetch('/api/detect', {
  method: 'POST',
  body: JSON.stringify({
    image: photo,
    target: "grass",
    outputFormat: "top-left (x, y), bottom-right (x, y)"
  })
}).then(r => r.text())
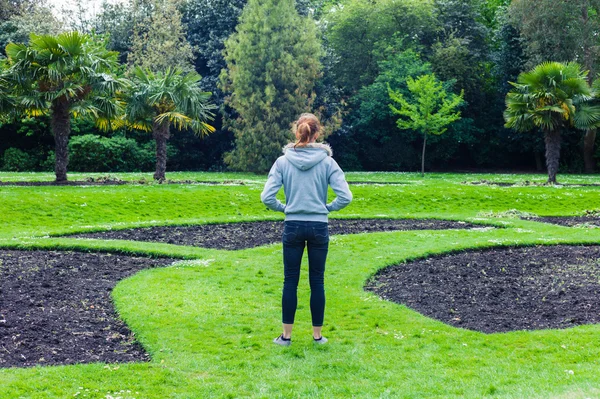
top-left (1, 172), bottom-right (600, 398)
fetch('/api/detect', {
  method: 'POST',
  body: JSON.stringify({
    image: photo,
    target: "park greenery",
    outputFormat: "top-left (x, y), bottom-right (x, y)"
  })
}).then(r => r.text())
top-left (388, 74), bottom-right (464, 177)
top-left (0, 0), bottom-right (600, 180)
top-left (1, 171), bottom-right (600, 398)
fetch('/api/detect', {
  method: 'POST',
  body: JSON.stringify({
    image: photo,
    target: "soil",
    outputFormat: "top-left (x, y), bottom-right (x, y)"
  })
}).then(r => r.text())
top-left (0, 180), bottom-right (410, 187)
top-left (526, 216), bottom-right (600, 228)
top-left (464, 179), bottom-right (600, 187)
top-left (0, 250), bottom-right (175, 368)
top-left (0, 179), bottom-right (246, 187)
top-left (366, 245), bottom-right (600, 333)
top-left (70, 219), bottom-right (482, 250)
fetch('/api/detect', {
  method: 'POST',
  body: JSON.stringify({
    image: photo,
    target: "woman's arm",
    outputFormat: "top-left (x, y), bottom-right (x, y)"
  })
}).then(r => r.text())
top-left (261, 160), bottom-right (286, 212)
top-left (326, 160), bottom-right (353, 212)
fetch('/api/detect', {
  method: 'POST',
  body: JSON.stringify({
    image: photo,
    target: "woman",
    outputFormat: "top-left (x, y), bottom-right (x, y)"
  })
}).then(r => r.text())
top-left (261, 113), bottom-right (353, 346)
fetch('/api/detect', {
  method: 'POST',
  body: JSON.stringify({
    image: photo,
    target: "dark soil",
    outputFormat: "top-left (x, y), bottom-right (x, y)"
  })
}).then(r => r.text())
top-left (0, 179), bottom-right (245, 187)
top-left (0, 250), bottom-right (175, 368)
top-left (464, 180), bottom-right (600, 187)
top-left (526, 216), bottom-right (600, 228)
top-left (366, 245), bottom-right (600, 333)
top-left (70, 219), bottom-right (483, 250)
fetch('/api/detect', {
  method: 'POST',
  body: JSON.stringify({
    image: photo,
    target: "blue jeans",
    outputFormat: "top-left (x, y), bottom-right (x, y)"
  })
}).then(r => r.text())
top-left (281, 221), bottom-right (329, 327)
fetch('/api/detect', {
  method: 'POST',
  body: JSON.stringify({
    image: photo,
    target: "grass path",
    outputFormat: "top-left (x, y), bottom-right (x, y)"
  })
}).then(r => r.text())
top-left (1, 172), bottom-right (600, 398)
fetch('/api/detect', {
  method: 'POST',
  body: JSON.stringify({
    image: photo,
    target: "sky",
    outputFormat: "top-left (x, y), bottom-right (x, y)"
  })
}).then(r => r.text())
top-left (45, 0), bottom-right (125, 20)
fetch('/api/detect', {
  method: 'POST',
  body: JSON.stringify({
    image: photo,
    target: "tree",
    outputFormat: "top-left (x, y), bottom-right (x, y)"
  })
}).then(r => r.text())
top-left (128, 0), bottom-right (195, 72)
top-left (0, 1), bottom-right (63, 55)
top-left (509, 0), bottom-right (600, 172)
top-left (324, 0), bottom-right (436, 94)
top-left (388, 74), bottom-right (464, 177)
top-left (1, 32), bottom-right (125, 182)
top-left (331, 46), bottom-right (434, 171)
top-left (94, 0), bottom-right (139, 64)
top-left (125, 67), bottom-right (216, 181)
top-left (504, 62), bottom-right (594, 184)
top-left (219, 0), bottom-right (322, 172)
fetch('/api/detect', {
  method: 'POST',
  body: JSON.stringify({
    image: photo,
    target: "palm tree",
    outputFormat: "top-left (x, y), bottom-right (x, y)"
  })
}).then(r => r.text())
top-left (504, 62), bottom-right (594, 184)
top-left (125, 67), bottom-right (216, 181)
top-left (2, 32), bottom-right (125, 182)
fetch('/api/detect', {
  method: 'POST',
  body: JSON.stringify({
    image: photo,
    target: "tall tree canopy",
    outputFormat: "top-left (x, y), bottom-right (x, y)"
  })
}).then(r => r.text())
top-left (128, 0), bottom-right (195, 72)
top-left (324, 0), bottom-right (436, 94)
top-left (509, 0), bottom-right (600, 172)
top-left (220, 0), bottom-right (322, 172)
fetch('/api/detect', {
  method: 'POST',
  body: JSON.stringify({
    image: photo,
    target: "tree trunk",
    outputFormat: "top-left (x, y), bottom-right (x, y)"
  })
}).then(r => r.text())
top-left (583, 129), bottom-right (596, 173)
top-left (544, 129), bottom-right (561, 184)
top-left (153, 120), bottom-right (171, 181)
top-left (50, 98), bottom-right (71, 182)
top-left (421, 132), bottom-right (427, 178)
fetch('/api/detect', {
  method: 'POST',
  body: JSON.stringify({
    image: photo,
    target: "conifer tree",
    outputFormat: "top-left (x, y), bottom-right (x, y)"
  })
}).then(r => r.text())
top-left (219, 0), bottom-right (322, 172)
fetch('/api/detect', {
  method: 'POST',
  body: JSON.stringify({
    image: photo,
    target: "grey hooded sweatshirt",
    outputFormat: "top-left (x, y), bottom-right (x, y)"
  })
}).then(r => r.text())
top-left (261, 143), bottom-right (353, 222)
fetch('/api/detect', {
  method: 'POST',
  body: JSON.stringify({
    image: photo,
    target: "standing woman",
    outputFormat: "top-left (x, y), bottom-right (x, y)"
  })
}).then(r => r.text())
top-left (261, 113), bottom-right (353, 346)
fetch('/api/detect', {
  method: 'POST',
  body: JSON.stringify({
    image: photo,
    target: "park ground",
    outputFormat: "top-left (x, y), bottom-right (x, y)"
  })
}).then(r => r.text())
top-left (1, 171), bottom-right (600, 398)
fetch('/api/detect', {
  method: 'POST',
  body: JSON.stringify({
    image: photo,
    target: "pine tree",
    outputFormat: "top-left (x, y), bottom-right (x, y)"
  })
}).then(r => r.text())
top-left (219, 0), bottom-right (322, 172)
top-left (128, 0), bottom-right (194, 72)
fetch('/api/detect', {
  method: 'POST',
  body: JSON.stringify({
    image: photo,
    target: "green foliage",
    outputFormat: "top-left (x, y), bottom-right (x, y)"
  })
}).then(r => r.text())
top-left (504, 62), bottom-right (591, 133)
top-left (389, 74), bottom-right (463, 175)
top-left (0, 2), bottom-right (63, 55)
top-left (331, 47), bottom-right (432, 170)
top-left (68, 134), bottom-right (155, 172)
top-left (504, 61), bottom-right (594, 182)
top-left (1, 31), bottom-right (126, 181)
top-left (94, 0), bottom-right (138, 64)
top-left (389, 74), bottom-right (464, 136)
top-left (126, 67), bottom-right (215, 135)
top-left (389, 74), bottom-right (464, 175)
top-left (509, 0), bottom-right (600, 73)
top-left (182, 0), bottom-right (247, 99)
top-left (1, 147), bottom-right (36, 171)
top-left (324, 0), bottom-right (436, 94)
top-left (2, 31), bottom-right (125, 128)
top-left (220, 0), bottom-right (322, 172)
top-left (128, 0), bottom-right (195, 72)
top-left (125, 66), bottom-right (215, 179)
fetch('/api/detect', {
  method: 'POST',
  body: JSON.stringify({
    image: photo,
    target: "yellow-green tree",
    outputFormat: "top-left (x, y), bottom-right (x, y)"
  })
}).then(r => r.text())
top-left (389, 74), bottom-right (464, 177)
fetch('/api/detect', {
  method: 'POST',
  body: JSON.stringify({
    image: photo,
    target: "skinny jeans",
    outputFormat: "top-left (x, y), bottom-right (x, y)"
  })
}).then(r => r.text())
top-left (281, 220), bottom-right (329, 327)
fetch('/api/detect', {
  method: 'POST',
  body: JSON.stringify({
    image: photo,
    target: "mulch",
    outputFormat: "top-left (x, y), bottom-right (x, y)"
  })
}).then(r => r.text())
top-left (366, 245), bottom-right (600, 333)
top-left (464, 180), bottom-right (600, 187)
top-left (526, 216), bottom-right (600, 228)
top-left (0, 180), bottom-right (407, 187)
top-left (0, 179), bottom-right (245, 186)
top-left (0, 251), bottom-right (174, 368)
top-left (69, 219), bottom-right (482, 249)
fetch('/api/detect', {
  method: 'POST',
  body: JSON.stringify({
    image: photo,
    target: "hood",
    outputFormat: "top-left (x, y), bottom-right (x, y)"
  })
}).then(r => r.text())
top-left (283, 143), bottom-right (332, 171)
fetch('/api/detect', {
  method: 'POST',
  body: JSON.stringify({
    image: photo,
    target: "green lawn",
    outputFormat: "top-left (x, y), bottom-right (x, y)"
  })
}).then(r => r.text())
top-left (1, 172), bottom-right (600, 398)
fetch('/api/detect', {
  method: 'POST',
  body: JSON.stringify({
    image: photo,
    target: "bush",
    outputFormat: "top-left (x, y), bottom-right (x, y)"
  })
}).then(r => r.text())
top-left (68, 134), bottom-right (154, 172)
top-left (2, 148), bottom-right (37, 171)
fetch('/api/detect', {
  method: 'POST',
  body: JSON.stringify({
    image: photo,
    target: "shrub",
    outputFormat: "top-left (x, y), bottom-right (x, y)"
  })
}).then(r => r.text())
top-left (68, 135), bottom-right (154, 172)
top-left (2, 148), bottom-right (37, 171)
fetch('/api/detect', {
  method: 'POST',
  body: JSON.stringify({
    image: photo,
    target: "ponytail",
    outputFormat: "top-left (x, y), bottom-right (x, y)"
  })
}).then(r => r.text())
top-left (293, 113), bottom-right (322, 148)
top-left (297, 122), bottom-right (312, 145)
